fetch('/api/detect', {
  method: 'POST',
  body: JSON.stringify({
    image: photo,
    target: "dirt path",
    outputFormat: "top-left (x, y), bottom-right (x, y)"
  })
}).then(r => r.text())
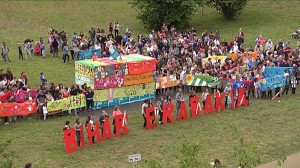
top-left (256, 152), bottom-right (300, 168)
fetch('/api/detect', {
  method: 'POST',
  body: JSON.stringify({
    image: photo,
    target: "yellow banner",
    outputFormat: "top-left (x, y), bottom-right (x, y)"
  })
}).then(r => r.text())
top-left (75, 62), bottom-right (95, 78)
top-left (156, 75), bottom-right (177, 89)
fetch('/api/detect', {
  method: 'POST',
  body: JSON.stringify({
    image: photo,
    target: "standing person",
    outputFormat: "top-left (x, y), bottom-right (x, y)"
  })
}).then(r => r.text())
top-left (63, 121), bottom-right (71, 130)
top-left (201, 88), bottom-right (209, 108)
top-left (62, 42), bottom-right (69, 64)
top-left (52, 37), bottom-right (59, 57)
top-left (114, 21), bottom-right (120, 37)
top-left (147, 99), bottom-right (154, 124)
top-left (85, 87), bottom-right (94, 111)
top-left (42, 103), bottom-right (48, 121)
top-left (85, 115), bottom-right (95, 143)
top-left (18, 45), bottom-right (23, 60)
top-left (175, 88), bottom-right (183, 120)
top-left (112, 106), bottom-right (123, 134)
top-left (40, 72), bottom-right (45, 85)
top-left (99, 111), bottom-right (109, 134)
top-left (141, 100), bottom-right (148, 128)
top-left (24, 40), bottom-right (32, 60)
top-left (282, 72), bottom-right (291, 96)
top-left (224, 83), bottom-right (231, 108)
top-left (20, 72), bottom-right (28, 86)
top-left (156, 96), bottom-right (164, 124)
top-left (37, 90), bottom-right (46, 121)
top-left (74, 118), bottom-right (82, 148)
top-left (40, 42), bottom-right (46, 57)
top-left (2, 42), bottom-right (10, 62)
top-left (291, 75), bottom-right (297, 94)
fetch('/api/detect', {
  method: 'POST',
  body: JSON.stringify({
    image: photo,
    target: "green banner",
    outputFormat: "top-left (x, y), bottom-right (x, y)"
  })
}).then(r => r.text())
top-left (94, 87), bottom-right (126, 102)
top-left (93, 82), bottom-right (156, 101)
top-left (185, 75), bottom-right (219, 87)
top-left (47, 94), bottom-right (86, 113)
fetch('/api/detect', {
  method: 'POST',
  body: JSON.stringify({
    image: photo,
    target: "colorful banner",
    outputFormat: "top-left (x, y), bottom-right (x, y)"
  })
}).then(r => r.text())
top-left (75, 62), bottom-right (96, 78)
top-left (94, 87), bottom-right (126, 102)
top-left (263, 67), bottom-right (294, 78)
top-left (47, 94), bottom-right (86, 113)
top-left (75, 73), bottom-right (94, 88)
top-left (124, 82), bottom-right (156, 97)
top-left (185, 75), bottom-right (219, 87)
top-left (156, 75), bottom-right (177, 89)
top-left (94, 76), bottom-right (124, 90)
top-left (257, 75), bottom-right (286, 91)
top-left (127, 59), bottom-right (156, 75)
top-left (0, 100), bottom-right (37, 117)
top-left (93, 93), bottom-right (155, 109)
top-left (124, 72), bottom-right (154, 86)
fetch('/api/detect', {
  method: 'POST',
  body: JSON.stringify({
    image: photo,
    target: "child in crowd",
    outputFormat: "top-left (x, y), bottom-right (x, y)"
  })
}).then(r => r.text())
top-left (291, 75), bottom-right (297, 94)
top-left (43, 103), bottom-right (48, 121)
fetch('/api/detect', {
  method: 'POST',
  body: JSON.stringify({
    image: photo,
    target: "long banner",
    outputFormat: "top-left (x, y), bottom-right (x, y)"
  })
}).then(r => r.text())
top-left (0, 100), bottom-right (37, 117)
top-left (257, 75), bottom-right (286, 91)
top-left (156, 75), bottom-right (177, 89)
top-left (185, 75), bottom-right (219, 87)
top-left (263, 67), bottom-right (294, 78)
top-left (124, 72), bottom-right (154, 86)
top-left (94, 76), bottom-right (124, 90)
top-left (93, 93), bottom-right (155, 109)
top-left (93, 82), bottom-right (156, 102)
top-left (47, 94), bottom-right (86, 113)
top-left (127, 59), bottom-right (156, 75)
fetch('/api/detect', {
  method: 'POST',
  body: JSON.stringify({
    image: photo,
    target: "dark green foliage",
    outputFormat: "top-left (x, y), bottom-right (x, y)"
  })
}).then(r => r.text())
top-left (206, 0), bottom-right (248, 19)
top-left (130, 0), bottom-right (199, 30)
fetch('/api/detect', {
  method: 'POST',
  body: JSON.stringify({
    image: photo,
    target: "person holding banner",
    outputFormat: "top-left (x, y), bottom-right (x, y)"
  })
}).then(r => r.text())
top-left (113, 106), bottom-right (123, 134)
top-left (201, 88), bottom-right (209, 108)
top-left (175, 88), bottom-right (183, 120)
top-left (36, 90), bottom-right (46, 121)
top-left (74, 118), bottom-right (82, 148)
top-left (141, 100), bottom-right (148, 128)
top-left (99, 111), bottom-right (109, 134)
top-left (156, 96), bottom-right (164, 124)
top-left (85, 115), bottom-right (95, 143)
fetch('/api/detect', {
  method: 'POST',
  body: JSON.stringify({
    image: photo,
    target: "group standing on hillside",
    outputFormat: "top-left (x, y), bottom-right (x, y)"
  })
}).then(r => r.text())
top-left (1, 22), bottom-right (300, 126)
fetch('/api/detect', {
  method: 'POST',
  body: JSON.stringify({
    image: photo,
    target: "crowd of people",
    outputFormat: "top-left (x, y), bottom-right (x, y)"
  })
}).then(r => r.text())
top-left (1, 22), bottom-right (300, 126)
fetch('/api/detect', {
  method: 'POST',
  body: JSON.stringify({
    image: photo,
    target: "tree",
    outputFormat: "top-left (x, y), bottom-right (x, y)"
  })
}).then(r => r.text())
top-left (206, 0), bottom-right (248, 20)
top-left (130, 0), bottom-right (199, 30)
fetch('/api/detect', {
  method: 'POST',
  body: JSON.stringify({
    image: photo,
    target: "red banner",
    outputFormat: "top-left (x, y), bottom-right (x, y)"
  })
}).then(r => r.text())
top-left (0, 92), bottom-right (11, 103)
top-left (0, 100), bottom-right (37, 117)
top-left (127, 59), bottom-right (156, 75)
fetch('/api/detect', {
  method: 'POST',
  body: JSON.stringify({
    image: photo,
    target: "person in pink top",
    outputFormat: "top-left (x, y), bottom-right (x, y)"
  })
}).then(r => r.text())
top-left (112, 106), bottom-right (123, 134)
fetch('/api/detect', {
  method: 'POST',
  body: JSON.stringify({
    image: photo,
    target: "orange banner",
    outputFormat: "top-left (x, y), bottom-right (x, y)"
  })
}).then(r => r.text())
top-left (156, 75), bottom-right (178, 89)
top-left (0, 100), bottom-right (37, 117)
top-left (124, 72), bottom-right (154, 86)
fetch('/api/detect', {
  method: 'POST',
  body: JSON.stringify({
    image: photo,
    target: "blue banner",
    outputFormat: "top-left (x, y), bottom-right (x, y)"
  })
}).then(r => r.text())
top-left (264, 67), bottom-right (293, 78)
top-left (257, 75), bottom-right (286, 91)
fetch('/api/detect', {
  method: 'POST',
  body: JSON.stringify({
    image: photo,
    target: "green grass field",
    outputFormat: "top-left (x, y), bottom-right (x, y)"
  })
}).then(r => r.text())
top-left (0, 0), bottom-right (300, 167)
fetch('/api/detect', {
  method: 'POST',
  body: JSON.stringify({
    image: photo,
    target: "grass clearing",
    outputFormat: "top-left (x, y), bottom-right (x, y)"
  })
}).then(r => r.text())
top-left (1, 93), bottom-right (300, 167)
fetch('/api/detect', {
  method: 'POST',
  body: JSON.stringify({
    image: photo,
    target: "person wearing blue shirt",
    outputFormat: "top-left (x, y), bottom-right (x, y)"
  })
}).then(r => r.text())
top-left (122, 34), bottom-right (128, 46)
top-left (63, 44), bottom-right (69, 64)
top-left (40, 72), bottom-right (45, 85)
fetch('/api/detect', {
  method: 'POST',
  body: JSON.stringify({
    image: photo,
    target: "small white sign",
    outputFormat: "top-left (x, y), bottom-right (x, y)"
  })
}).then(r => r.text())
top-left (128, 154), bottom-right (141, 163)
